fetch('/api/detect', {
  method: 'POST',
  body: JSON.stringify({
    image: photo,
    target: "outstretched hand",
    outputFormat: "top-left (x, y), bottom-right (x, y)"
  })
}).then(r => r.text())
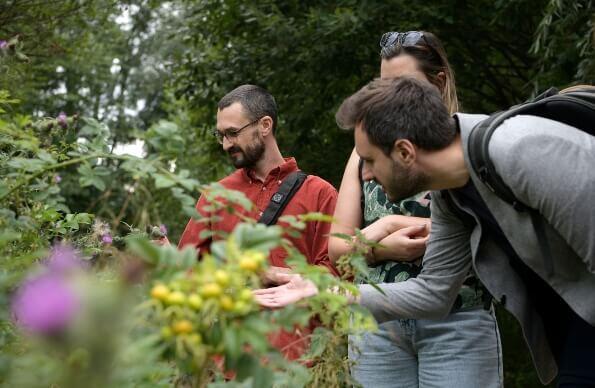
top-left (252, 273), bottom-right (319, 308)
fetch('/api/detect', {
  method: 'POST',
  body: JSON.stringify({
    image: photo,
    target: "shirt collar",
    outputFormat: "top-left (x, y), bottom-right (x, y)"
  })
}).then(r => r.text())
top-left (243, 157), bottom-right (299, 184)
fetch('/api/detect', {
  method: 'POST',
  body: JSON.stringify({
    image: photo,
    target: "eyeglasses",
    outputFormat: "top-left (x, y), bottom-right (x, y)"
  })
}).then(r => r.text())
top-left (379, 31), bottom-right (426, 50)
top-left (213, 117), bottom-right (261, 144)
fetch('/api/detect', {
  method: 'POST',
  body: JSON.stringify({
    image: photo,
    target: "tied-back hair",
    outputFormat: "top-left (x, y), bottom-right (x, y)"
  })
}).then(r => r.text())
top-left (380, 31), bottom-right (459, 115)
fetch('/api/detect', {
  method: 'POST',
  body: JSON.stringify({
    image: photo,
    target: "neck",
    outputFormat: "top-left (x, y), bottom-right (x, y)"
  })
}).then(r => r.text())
top-left (418, 135), bottom-right (469, 190)
top-left (252, 141), bottom-right (285, 181)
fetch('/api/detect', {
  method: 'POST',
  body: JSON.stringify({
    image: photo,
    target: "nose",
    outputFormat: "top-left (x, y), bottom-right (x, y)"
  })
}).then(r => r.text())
top-left (361, 161), bottom-right (374, 181)
top-left (222, 135), bottom-right (233, 151)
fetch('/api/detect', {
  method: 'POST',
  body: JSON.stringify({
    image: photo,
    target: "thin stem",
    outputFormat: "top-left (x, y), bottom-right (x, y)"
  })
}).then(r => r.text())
top-left (0, 152), bottom-right (135, 201)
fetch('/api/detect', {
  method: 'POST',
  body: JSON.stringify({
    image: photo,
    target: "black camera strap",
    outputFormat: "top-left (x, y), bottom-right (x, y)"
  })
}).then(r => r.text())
top-left (258, 171), bottom-right (308, 226)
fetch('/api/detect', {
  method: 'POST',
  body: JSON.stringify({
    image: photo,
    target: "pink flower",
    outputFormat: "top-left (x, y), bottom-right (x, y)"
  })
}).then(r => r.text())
top-left (0, 40), bottom-right (7, 50)
top-left (57, 112), bottom-right (67, 128)
top-left (12, 274), bottom-right (79, 335)
top-left (159, 224), bottom-right (168, 236)
top-left (11, 244), bottom-right (85, 335)
top-left (101, 234), bottom-right (113, 244)
top-left (54, 175), bottom-right (62, 184)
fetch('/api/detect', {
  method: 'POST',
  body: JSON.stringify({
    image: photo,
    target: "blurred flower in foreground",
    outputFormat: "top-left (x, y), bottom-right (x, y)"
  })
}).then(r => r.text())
top-left (54, 174), bottom-right (62, 184)
top-left (159, 224), bottom-right (168, 236)
top-left (57, 112), bottom-right (68, 128)
top-left (12, 244), bottom-right (85, 335)
top-left (0, 40), bottom-right (7, 50)
top-left (12, 275), bottom-right (79, 335)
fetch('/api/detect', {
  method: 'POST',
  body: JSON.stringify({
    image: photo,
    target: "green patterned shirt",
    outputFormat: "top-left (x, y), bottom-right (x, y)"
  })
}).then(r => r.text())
top-left (358, 179), bottom-right (487, 311)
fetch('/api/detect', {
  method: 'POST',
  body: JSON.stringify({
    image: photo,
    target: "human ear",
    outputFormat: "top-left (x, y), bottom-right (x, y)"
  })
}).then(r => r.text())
top-left (436, 71), bottom-right (446, 91)
top-left (260, 116), bottom-right (274, 136)
top-left (392, 139), bottom-right (416, 165)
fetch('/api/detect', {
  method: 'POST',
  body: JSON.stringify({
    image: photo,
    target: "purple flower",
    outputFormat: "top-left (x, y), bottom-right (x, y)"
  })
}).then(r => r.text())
top-left (159, 224), bottom-right (168, 236)
top-left (101, 234), bottom-right (113, 244)
top-left (57, 112), bottom-right (67, 128)
top-left (46, 244), bottom-right (85, 274)
top-left (0, 40), bottom-right (7, 50)
top-left (54, 175), bottom-right (62, 184)
top-left (12, 274), bottom-right (79, 335)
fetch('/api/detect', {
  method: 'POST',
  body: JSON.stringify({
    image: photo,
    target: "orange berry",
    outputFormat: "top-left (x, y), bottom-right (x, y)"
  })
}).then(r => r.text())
top-left (151, 284), bottom-right (170, 301)
top-left (172, 320), bottom-right (193, 335)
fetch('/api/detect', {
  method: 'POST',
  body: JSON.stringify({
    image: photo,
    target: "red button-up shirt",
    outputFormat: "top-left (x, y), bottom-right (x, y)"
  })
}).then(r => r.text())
top-left (178, 157), bottom-right (338, 360)
top-left (179, 157), bottom-right (337, 274)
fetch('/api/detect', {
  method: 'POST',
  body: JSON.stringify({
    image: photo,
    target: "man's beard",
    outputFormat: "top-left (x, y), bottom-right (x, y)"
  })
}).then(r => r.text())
top-left (384, 160), bottom-right (429, 202)
top-left (227, 135), bottom-right (266, 169)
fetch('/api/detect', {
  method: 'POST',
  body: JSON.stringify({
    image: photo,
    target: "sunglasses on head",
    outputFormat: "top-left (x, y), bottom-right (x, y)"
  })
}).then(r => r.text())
top-left (379, 31), bottom-right (426, 49)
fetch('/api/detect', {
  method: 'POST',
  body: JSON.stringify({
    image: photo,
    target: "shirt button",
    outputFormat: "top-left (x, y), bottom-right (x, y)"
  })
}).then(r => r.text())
top-left (262, 187), bottom-right (266, 191)
top-left (278, 180), bottom-right (282, 184)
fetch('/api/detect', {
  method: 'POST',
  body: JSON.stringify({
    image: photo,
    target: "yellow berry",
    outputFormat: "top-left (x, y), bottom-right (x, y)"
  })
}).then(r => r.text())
top-left (172, 320), bottom-right (193, 335)
top-left (239, 257), bottom-right (259, 272)
top-left (187, 293), bottom-right (203, 310)
top-left (200, 283), bottom-right (222, 298)
top-left (187, 333), bottom-right (202, 345)
top-left (219, 295), bottom-right (234, 311)
top-left (166, 291), bottom-right (186, 305)
top-left (233, 300), bottom-right (249, 314)
top-left (245, 250), bottom-right (266, 263)
top-left (239, 289), bottom-right (253, 302)
top-left (214, 270), bottom-right (230, 287)
top-left (151, 284), bottom-right (170, 301)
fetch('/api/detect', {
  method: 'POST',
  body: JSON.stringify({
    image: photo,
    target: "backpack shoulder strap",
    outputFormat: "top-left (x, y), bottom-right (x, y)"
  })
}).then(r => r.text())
top-left (258, 171), bottom-right (308, 226)
top-left (467, 86), bottom-right (595, 278)
top-left (467, 86), bottom-right (595, 211)
top-left (467, 111), bottom-right (527, 210)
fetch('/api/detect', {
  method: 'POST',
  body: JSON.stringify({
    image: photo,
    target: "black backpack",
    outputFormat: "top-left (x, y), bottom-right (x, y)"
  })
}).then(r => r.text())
top-left (466, 85), bottom-right (595, 276)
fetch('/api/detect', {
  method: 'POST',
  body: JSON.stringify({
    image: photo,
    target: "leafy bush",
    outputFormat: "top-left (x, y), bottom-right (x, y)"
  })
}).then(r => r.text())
top-left (0, 92), bottom-right (375, 387)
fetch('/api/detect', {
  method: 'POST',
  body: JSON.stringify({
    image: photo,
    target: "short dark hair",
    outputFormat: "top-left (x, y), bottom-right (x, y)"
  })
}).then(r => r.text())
top-left (218, 84), bottom-right (278, 133)
top-left (335, 77), bottom-right (456, 154)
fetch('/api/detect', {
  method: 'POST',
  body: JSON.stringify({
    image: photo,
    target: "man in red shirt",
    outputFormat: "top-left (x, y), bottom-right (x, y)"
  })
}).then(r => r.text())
top-left (177, 84), bottom-right (338, 359)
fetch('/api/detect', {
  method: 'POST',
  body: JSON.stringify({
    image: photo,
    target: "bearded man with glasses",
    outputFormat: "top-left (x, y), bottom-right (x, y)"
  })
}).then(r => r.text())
top-left (177, 84), bottom-right (338, 360)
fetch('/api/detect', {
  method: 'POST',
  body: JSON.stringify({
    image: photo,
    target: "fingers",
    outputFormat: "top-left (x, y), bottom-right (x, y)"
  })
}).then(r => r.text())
top-left (253, 293), bottom-right (282, 308)
top-left (252, 286), bottom-right (283, 295)
top-left (252, 287), bottom-right (284, 308)
top-left (275, 272), bottom-right (300, 285)
top-left (397, 224), bottom-right (429, 238)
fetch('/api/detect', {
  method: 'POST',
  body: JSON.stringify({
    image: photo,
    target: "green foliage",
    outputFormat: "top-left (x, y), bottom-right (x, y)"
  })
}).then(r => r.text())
top-left (530, 0), bottom-right (594, 88)
top-left (1, 1), bottom-right (591, 385)
top-left (0, 102), bottom-right (375, 387)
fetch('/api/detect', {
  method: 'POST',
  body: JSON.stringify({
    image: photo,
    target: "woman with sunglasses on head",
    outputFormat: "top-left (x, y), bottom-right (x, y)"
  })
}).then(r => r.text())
top-left (327, 31), bottom-right (502, 388)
